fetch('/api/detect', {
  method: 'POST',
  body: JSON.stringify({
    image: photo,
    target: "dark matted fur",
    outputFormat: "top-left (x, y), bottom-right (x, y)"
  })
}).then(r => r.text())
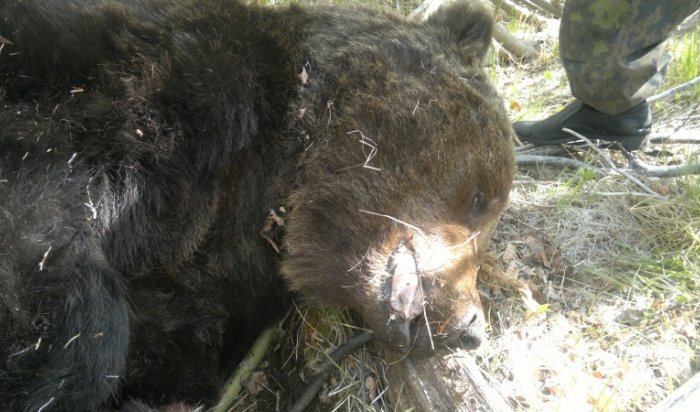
top-left (0, 0), bottom-right (514, 410)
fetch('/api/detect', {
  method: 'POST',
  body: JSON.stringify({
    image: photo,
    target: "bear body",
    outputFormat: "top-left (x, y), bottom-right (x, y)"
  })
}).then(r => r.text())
top-left (0, 0), bottom-right (514, 410)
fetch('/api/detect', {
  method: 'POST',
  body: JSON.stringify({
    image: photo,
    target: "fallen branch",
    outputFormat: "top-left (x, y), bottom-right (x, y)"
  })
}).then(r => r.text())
top-left (516, 154), bottom-right (608, 173)
top-left (528, 0), bottom-right (562, 17)
top-left (651, 371), bottom-right (700, 412)
top-left (647, 75), bottom-right (700, 103)
top-left (618, 146), bottom-right (700, 177)
top-left (512, 0), bottom-right (561, 18)
top-left (648, 129), bottom-right (700, 144)
top-left (516, 153), bottom-right (700, 178)
top-left (565, 128), bottom-right (665, 198)
top-left (387, 349), bottom-right (512, 411)
top-left (489, 0), bottom-right (547, 28)
top-left (290, 331), bottom-right (374, 412)
top-left (676, 9), bottom-right (700, 36)
top-left (214, 326), bottom-right (280, 412)
top-left (493, 22), bottom-right (538, 60)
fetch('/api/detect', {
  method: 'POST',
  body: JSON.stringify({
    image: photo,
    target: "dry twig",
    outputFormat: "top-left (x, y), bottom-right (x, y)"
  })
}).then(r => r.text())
top-left (493, 22), bottom-right (538, 60)
top-left (489, 0), bottom-right (547, 28)
top-left (290, 331), bottom-right (374, 412)
top-left (562, 128), bottom-right (665, 199)
top-left (514, 0), bottom-right (562, 18)
top-left (214, 326), bottom-right (280, 412)
top-left (647, 75), bottom-right (700, 103)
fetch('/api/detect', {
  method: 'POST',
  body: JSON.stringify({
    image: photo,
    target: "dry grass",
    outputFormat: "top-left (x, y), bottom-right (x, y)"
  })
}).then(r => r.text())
top-left (476, 8), bottom-right (700, 410)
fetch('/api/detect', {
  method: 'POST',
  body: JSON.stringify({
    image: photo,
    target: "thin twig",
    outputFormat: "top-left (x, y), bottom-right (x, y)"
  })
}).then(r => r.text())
top-left (516, 153), bottom-right (700, 177)
top-left (648, 129), bottom-right (700, 144)
top-left (516, 154), bottom-right (609, 173)
top-left (562, 128), bottom-right (666, 199)
top-left (647, 75), bottom-right (700, 103)
top-left (422, 304), bottom-right (435, 351)
top-left (514, 143), bottom-right (536, 152)
top-left (489, 0), bottom-right (548, 28)
top-left (618, 148), bottom-right (700, 177)
top-left (214, 326), bottom-right (280, 412)
top-left (290, 331), bottom-right (374, 412)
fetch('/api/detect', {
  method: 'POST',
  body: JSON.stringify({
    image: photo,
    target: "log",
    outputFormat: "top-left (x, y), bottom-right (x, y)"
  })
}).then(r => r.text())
top-left (651, 372), bottom-right (700, 412)
top-left (493, 22), bottom-right (538, 60)
top-left (513, 0), bottom-right (562, 18)
top-left (526, 0), bottom-right (562, 17)
top-left (489, 0), bottom-right (547, 28)
top-left (387, 349), bottom-right (512, 411)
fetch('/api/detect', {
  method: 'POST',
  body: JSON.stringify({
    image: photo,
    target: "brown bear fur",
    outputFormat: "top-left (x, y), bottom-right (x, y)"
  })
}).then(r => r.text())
top-left (0, 0), bottom-right (513, 410)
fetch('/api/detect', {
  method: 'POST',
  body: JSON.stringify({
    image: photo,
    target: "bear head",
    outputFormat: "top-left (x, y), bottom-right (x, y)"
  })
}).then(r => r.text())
top-left (282, 1), bottom-right (514, 356)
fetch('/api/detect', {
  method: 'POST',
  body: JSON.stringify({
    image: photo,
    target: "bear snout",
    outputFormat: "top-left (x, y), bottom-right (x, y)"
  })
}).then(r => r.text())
top-left (380, 300), bottom-right (485, 356)
top-left (372, 232), bottom-right (487, 355)
top-left (455, 304), bottom-right (486, 350)
top-left (375, 239), bottom-right (486, 355)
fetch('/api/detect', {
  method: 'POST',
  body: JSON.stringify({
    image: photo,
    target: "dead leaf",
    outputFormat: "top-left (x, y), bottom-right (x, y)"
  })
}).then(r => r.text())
top-left (243, 371), bottom-right (267, 397)
top-left (518, 283), bottom-right (540, 312)
top-left (525, 235), bottom-right (551, 268)
top-left (505, 260), bottom-right (519, 280)
top-left (678, 318), bottom-right (697, 340)
top-left (260, 208), bottom-right (285, 253)
top-left (616, 309), bottom-right (644, 326)
top-left (268, 208), bottom-right (285, 226)
top-left (365, 375), bottom-right (377, 401)
top-left (298, 66), bottom-right (309, 85)
top-left (502, 242), bottom-right (518, 264)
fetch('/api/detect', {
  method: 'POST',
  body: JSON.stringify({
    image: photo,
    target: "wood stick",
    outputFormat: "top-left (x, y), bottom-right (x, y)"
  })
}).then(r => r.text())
top-left (489, 0), bottom-right (547, 28)
top-left (647, 75), bottom-right (700, 103)
top-left (493, 22), bottom-right (538, 59)
top-left (290, 331), bottom-right (374, 412)
top-left (516, 154), bottom-right (608, 173)
top-left (514, 0), bottom-right (562, 17)
top-left (214, 326), bottom-right (279, 412)
top-left (651, 372), bottom-right (700, 412)
top-left (387, 349), bottom-right (512, 411)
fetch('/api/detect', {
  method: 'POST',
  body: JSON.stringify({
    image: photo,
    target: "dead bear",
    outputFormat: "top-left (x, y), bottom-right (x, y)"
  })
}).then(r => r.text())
top-left (0, 0), bottom-right (514, 410)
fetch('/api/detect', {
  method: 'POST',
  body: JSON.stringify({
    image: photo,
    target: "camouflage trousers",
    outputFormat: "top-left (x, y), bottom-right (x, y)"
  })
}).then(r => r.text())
top-left (560, 0), bottom-right (700, 115)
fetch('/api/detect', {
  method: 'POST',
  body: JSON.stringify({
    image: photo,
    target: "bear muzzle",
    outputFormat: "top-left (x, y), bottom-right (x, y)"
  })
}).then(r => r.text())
top-left (379, 239), bottom-right (485, 355)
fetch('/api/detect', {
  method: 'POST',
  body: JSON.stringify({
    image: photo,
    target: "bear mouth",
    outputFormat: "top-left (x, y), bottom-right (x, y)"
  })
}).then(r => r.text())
top-left (382, 310), bottom-right (484, 356)
top-left (382, 242), bottom-right (485, 356)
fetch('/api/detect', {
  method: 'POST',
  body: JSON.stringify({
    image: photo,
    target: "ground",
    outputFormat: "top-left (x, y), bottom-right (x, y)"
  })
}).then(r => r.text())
top-left (231, 2), bottom-right (700, 411)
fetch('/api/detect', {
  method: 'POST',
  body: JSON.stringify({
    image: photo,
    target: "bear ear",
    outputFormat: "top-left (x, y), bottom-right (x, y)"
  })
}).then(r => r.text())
top-left (426, 0), bottom-right (494, 65)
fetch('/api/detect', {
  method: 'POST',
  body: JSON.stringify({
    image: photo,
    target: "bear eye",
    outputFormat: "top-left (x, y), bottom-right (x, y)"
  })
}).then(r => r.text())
top-left (472, 191), bottom-right (485, 215)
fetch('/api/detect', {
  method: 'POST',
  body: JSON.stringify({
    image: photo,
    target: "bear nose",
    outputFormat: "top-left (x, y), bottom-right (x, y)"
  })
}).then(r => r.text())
top-left (457, 305), bottom-right (485, 350)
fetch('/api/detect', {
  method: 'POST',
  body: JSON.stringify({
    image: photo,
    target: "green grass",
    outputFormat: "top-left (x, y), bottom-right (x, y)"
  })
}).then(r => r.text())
top-left (664, 25), bottom-right (700, 102)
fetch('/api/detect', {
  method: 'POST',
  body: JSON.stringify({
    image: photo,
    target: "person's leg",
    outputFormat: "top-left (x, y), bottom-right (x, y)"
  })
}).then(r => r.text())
top-left (514, 0), bottom-right (700, 149)
top-left (563, 0), bottom-right (698, 114)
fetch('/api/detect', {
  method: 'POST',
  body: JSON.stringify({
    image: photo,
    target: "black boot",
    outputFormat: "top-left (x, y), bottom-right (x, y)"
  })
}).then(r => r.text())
top-left (513, 100), bottom-right (652, 150)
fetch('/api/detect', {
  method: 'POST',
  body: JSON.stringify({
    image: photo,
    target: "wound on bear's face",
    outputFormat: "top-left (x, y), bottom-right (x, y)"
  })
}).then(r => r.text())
top-left (281, 0), bottom-right (514, 356)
